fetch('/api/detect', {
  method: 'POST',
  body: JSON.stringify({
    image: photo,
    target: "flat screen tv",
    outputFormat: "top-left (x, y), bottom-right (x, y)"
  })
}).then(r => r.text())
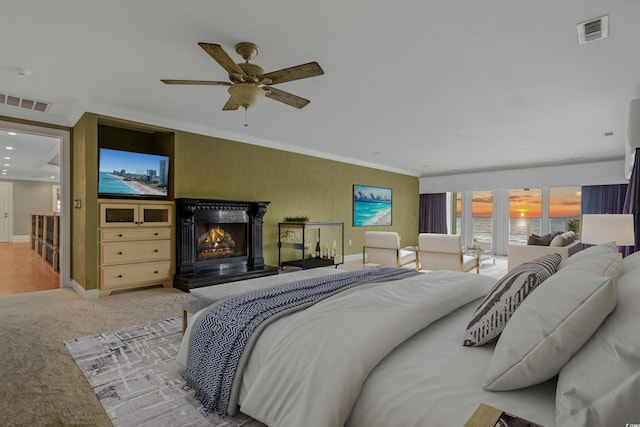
top-left (98, 148), bottom-right (169, 199)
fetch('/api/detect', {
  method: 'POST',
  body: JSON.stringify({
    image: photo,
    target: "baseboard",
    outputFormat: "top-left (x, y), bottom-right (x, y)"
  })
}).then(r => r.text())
top-left (70, 279), bottom-right (100, 300)
top-left (12, 235), bottom-right (30, 242)
top-left (343, 253), bottom-right (362, 263)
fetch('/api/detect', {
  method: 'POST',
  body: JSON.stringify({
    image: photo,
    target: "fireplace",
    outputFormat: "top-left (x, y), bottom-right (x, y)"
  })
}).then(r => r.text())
top-left (174, 198), bottom-right (278, 291)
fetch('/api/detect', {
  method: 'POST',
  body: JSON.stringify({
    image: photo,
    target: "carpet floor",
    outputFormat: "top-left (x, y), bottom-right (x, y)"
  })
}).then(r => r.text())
top-left (64, 316), bottom-right (264, 427)
top-left (0, 286), bottom-right (196, 426)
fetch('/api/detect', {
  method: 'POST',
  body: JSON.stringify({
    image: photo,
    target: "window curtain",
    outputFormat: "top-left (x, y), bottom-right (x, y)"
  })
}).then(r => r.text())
top-left (621, 148), bottom-right (640, 257)
top-left (580, 184), bottom-right (628, 215)
top-left (419, 193), bottom-right (448, 234)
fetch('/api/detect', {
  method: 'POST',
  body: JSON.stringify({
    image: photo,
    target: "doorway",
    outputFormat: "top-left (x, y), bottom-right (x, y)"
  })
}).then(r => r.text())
top-left (0, 119), bottom-right (70, 296)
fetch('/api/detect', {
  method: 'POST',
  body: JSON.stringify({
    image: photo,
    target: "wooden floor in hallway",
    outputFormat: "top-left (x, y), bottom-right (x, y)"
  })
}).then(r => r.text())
top-left (0, 242), bottom-right (60, 296)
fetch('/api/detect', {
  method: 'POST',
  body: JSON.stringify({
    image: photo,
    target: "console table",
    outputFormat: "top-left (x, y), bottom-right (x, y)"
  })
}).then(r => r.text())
top-left (278, 222), bottom-right (344, 270)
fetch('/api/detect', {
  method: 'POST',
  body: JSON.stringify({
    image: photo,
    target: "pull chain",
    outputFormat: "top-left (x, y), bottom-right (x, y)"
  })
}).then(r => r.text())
top-left (244, 108), bottom-right (248, 127)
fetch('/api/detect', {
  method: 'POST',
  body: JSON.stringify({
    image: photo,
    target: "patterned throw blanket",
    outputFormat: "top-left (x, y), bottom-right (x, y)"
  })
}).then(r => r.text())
top-left (186, 267), bottom-right (417, 416)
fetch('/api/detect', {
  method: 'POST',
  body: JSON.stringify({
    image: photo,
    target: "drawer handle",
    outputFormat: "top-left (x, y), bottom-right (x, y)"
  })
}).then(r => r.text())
top-left (154, 249), bottom-right (159, 252)
top-left (154, 270), bottom-right (159, 274)
top-left (117, 251), bottom-right (123, 255)
top-left (154, 232), bottom-right (159, 236)
top-left (117, 275), bottom-right (123, 278)
top-left (117, 234), bottom-right (123, 237)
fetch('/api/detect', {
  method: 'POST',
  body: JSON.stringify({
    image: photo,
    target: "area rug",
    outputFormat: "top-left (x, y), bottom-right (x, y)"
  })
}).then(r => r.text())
top-left (64, 316), bottom-right (265, 427)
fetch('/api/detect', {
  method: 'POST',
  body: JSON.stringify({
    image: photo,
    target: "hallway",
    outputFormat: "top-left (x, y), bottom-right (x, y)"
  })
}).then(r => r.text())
top-left (0, 242), bottom-right (60, 296)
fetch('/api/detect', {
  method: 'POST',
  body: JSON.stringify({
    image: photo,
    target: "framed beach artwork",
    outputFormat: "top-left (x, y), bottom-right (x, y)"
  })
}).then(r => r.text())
top-left (353, 185), bottom-right (392, 227)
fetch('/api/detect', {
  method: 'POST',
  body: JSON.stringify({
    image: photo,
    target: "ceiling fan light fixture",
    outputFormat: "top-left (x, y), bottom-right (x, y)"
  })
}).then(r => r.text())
top-left (228, 83), bottom-right (267, 109)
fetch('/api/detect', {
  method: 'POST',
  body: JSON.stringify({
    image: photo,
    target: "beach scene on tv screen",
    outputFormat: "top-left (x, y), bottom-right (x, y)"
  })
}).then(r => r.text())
top-left (99, 149), bottom-right (168, 196)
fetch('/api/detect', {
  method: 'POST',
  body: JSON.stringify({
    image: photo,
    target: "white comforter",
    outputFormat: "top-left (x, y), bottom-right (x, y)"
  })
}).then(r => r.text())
top-left (236, 270), bottom-right (495, 427)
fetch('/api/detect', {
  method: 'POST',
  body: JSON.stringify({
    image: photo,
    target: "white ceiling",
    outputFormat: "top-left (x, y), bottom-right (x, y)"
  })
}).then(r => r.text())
top-left (1, 0), bottom-right (639, 180)
top-left (0, 128), bottom-right (59, 182)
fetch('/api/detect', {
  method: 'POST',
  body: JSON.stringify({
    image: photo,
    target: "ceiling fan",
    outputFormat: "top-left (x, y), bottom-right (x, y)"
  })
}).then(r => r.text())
top-left (161, 42), bottom-right (324, 111)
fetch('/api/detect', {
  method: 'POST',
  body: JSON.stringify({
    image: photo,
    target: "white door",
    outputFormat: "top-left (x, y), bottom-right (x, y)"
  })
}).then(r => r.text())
top-left (0, 183), bottom-right (9, 242)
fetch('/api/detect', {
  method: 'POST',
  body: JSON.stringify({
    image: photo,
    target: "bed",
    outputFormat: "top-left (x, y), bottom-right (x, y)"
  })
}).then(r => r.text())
top-left (178, 242), bottom-right (640, 427)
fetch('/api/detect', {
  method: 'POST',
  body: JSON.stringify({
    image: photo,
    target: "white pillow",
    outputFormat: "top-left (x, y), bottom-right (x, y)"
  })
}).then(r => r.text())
top-left (558, 242), bottom-right (617, 269)
top-left (483, 270), bottom-right (616, 391)
top-left (622, 250), bottom-right (640, 273)
top-left (558, 252), bottom-right (623, 283)
top-left (556, 270), bottom-right (640, 425)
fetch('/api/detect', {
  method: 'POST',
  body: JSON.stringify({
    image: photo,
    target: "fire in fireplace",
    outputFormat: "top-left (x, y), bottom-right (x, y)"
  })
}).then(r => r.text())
top-left (196, 224), bottom-right (245, 260)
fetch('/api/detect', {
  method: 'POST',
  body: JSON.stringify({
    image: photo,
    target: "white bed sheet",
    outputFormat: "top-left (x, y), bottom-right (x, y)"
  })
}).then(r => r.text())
top-left (346, 298), bottom-right (557, 427)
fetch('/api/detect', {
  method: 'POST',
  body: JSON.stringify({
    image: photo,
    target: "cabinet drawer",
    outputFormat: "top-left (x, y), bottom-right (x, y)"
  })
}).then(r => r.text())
top-left (101, 261), bottom-right (171, 288)
top-left (101, 240), bottom-right (171, 265)
top-left (101, 228), bottom-right (171, 242)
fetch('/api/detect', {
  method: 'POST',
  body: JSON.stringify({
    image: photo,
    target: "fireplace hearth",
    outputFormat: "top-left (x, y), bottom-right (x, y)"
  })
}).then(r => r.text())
top-left (174, 198), bottom-right (278, 291)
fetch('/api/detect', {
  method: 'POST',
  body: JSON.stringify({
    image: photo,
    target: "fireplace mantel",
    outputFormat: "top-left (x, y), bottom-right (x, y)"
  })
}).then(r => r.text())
top-left (173, 198), bottom-right (278, 291)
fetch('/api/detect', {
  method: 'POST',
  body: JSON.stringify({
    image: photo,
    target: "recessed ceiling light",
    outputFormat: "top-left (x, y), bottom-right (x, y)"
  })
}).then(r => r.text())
top-left (3, 163), bottom-right (10, 167)
top-left (1, 172), bottom-right (5, 175)
top-left (5, 146), bottom-right (14, 150)
top-left (7, 132), bottom-right (17, 136)
top-left (50, 176), bottom-right (56, 179)
top-left (3, 156), bottom-right (10, 160)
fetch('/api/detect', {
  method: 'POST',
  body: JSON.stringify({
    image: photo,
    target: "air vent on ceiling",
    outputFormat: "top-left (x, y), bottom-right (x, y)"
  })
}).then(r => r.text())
top-left (0, 92), bottom-right (51, 112)
top-left (577, 15), bottom-right (609, 44)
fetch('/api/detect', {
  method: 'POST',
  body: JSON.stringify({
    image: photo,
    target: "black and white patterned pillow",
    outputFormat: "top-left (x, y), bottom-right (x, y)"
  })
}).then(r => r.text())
top-left (463, 253), bottom-right (562, 346)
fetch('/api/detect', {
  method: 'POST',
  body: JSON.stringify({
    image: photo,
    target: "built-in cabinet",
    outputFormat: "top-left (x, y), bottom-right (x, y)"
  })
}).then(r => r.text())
top-left (98, 200), bottom-right (174, 296)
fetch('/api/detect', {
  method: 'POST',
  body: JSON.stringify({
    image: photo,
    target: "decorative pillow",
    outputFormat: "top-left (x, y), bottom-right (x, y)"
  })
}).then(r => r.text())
top-left (483, 271), bottom-right (616, 391)
top-left (463, 253), bottom-right (562, 346)
top-left (561, 231), bottom-right (575, 244)
top-left (528, 233), bottom-right (552, 246)
top-left (549, 234), bottom-right (565, 247)
top-left (555, 269), bottom-right (640, 426)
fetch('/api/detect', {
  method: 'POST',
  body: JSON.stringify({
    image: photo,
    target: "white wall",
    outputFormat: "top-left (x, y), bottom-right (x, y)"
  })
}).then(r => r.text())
top-left (419, 160), bottom-right (627, 193)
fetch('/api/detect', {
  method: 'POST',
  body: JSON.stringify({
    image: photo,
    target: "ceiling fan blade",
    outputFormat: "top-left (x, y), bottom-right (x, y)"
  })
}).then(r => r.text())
top-left (222, 97), bottom-right (240, 111)
top-left (198, 43), bottom-right (246, 78)
top-left (264, 87), bottom-right (310, 109)
top-left (161, 79), bottom-right (231, 86)
top-left (260, 62), bottom-right (324, 85)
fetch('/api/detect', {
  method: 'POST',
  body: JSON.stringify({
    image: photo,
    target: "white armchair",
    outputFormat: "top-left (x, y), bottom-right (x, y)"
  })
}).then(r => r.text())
top-left (416, 233), bottom-right (479, 273)
top-left (363, 231), bottom-right (416, 268)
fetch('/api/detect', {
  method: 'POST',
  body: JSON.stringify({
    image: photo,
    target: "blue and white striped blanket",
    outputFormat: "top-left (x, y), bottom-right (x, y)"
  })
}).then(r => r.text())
top-left (185, 267), bottom-right (417, 416)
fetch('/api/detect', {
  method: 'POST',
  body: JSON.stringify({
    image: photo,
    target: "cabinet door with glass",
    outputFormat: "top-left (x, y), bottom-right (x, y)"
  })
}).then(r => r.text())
top-left (100, 201), bottom-right (172, 228)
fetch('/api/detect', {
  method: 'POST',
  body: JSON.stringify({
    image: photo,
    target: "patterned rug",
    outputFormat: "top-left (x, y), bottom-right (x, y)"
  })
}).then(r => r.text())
top-left (64, 316), bottom-right (265, 427)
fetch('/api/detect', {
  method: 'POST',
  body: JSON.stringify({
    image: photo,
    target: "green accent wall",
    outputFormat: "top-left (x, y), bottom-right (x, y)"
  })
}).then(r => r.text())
top-left (71, 113), bottom-right (418, 291)
top-left (173, 130), bottom-right (419, 266)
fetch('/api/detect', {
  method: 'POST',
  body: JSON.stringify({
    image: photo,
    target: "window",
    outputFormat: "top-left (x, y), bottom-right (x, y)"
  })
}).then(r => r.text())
top-left (549, 186), bottom-right (581, 234)
top-left (472, 191), bottom-right (493, 249)
top-left (509, 188), bottom-right (542, 244)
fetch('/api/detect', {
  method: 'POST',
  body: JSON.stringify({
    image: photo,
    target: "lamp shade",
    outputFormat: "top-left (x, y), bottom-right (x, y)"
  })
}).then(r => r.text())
top-left (581, 214), bottom-right (635, 246)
